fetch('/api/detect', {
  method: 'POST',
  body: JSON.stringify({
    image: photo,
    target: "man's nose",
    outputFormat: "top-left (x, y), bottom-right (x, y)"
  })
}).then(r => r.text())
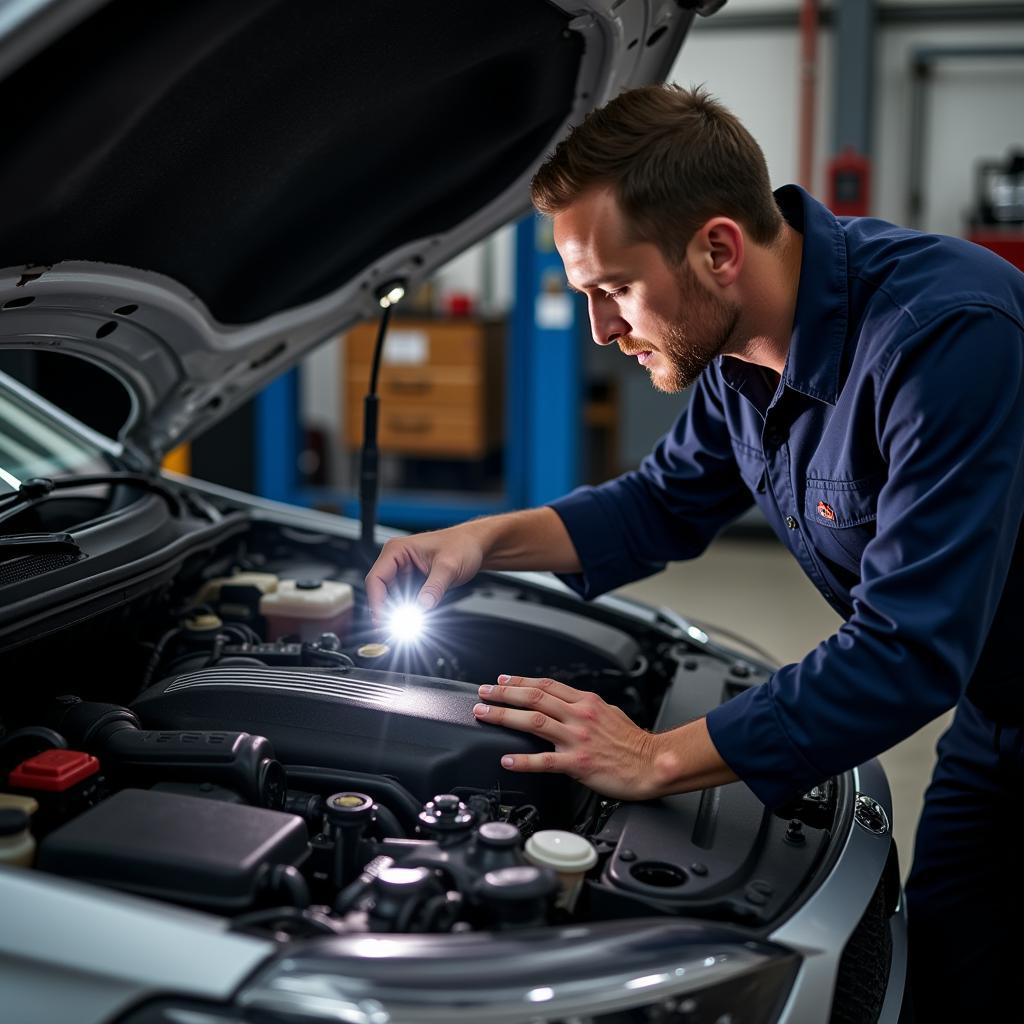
top-left (590, 300), bottom-right (629, 347)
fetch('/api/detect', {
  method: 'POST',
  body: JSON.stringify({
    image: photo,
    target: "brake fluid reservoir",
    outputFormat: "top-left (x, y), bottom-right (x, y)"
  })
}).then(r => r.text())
top-left (196, 572), bottom-right (279, 605)
top-left (259, 579), bottom-right (354, 642)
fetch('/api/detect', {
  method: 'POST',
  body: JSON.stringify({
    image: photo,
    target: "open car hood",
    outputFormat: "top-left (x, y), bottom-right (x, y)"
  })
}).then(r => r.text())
top-left (0, 0), bottom-right (721, 466)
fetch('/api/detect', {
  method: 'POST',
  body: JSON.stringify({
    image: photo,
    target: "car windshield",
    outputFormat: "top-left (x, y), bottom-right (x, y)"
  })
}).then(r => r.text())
top-left (0, 370), bottom-right (121, 496)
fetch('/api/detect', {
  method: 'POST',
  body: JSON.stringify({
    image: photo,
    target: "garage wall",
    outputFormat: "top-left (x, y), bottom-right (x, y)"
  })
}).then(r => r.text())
top-left (301, 1), bottom-right (1024, 475)
top-left (674, 5), bottom-right (833, 198)
top-left (874, 26), bottom-right (1024, 234)
top-left (678, 0), bottom-right (1024, 233)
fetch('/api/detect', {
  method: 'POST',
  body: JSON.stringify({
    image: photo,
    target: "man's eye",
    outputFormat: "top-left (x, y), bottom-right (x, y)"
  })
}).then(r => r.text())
top-left (602, 286), bottom-right (627, 299)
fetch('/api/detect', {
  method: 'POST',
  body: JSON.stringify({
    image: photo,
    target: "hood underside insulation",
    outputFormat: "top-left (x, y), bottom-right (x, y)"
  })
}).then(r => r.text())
top-left (0, 0), bottom-right (582, 323)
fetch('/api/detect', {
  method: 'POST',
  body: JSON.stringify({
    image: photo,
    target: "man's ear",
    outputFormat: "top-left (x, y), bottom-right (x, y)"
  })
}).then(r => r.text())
top-left (687, 217), bottom-right (744, 290)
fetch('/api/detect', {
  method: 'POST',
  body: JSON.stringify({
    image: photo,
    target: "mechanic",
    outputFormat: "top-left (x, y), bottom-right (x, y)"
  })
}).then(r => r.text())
top-left (366, 85), bottom-right (1024, 1017)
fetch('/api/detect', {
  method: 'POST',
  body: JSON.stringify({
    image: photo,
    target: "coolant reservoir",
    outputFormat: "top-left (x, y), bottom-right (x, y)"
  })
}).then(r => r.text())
top-left (196, 572), bottom-right (279, 605)
top-left (259, 579), bottom-right (354, 642)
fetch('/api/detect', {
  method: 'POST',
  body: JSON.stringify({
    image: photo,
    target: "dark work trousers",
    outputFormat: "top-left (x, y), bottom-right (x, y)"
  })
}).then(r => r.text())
top-left (904, 696), bottom-right (1024, 1020)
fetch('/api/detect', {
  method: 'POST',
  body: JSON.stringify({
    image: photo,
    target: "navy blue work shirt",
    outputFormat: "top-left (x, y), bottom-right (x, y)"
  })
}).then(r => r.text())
top-left (549, 185), bottom-right (1024, 809)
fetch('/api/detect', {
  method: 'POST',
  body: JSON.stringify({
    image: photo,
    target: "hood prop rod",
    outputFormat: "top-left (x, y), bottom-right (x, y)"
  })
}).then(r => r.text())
top-left (359, 282), bottom-right (405, 559)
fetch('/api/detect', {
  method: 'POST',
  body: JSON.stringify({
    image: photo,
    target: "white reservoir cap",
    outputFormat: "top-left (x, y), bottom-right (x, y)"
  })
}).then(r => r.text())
top-left (524, 830), bottom-right (598, 873)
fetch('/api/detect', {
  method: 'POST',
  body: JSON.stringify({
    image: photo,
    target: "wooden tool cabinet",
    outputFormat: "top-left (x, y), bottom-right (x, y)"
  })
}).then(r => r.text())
top-left (342, 318), bottom-right (505, 459)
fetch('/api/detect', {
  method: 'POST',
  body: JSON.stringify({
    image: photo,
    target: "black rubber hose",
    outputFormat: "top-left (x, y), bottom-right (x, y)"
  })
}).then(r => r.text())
top-left (231, 906), bottom-right (344, 936)
top-left (372, 801), bottom-right (404, 840)
top-left (265, 863), bottom-right (310, 910)
top-left (285, 765), bottom-right (417, 834)
top-left (139, 626), bottom-right (182, 692)
top-left (0, 726), bottom-right (67, 770)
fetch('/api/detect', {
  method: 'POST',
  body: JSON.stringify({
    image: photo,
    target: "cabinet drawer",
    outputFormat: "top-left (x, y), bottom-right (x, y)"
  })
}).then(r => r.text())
top-left (344, 321), bottom-right (487, 372)
top-left (344, 368), bottom-right (479, 406)
top-left (341, 318), bottom-right (504, 459)
top-left (345, 401), bottom-right (487, 458)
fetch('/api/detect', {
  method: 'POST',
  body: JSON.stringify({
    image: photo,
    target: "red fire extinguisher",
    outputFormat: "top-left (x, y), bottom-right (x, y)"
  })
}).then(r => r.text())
top-left (827, 146), bottom-right (872, 218)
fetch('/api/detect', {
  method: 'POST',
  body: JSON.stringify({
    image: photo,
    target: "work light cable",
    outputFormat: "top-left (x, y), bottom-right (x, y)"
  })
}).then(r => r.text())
top-left (359, 282), bottom-right (404, 557)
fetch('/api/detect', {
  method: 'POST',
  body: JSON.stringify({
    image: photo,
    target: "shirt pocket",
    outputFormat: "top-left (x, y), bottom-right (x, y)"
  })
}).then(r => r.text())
top-left (804, 476), bottom-right (881, 574)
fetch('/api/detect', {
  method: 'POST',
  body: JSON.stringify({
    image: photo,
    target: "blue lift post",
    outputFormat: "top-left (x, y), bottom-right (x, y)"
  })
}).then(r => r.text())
top-left (254, 370), bottom-right (299, 505)
top-left (510, 212), bottom-right (583, 508)
top-left (253, 212), bottom-right (583, 526)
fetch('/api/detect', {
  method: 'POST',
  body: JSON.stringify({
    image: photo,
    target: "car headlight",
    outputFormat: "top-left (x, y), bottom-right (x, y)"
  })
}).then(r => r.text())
top-left (233, 921), bottom-right (800, 1024)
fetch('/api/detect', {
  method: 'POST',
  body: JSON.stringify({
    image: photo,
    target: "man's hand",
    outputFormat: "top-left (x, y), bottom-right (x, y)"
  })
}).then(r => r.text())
top-left (364, 508), bottom-right (582, 625)
top-left (473, 674), bottom-right (738, 801)
top-left (473, 674), bottom-right (661, 801)
top-left (365, 526), bottom-right (487, 624)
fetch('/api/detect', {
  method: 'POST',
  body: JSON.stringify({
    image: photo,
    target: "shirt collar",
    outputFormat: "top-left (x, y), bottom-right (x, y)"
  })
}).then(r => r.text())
top-left (719, 184), bottom-right (849, 407)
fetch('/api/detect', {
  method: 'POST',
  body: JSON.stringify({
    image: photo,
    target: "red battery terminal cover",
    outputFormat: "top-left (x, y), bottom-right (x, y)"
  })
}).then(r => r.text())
top-left (8, 749), bottom-right (100, 792)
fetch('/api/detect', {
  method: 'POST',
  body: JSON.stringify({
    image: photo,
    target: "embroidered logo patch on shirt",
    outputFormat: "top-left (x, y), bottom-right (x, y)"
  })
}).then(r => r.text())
top-left (817, 501), bottom-right (836, 522)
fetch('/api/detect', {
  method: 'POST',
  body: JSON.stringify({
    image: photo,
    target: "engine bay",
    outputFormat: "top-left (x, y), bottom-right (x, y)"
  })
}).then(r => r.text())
top-left (0, 506), bottom-right (842, 943)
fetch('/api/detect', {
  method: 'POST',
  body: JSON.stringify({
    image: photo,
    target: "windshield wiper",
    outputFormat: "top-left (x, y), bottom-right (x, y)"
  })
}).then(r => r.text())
top-left (0, 473), bottom-right (181, 532)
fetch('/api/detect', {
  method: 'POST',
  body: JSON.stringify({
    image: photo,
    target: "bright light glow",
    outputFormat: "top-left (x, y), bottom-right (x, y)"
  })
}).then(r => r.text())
top-left (687, 625), bottom-right (709, 644)
top-left (352, 938), bottom-right (404, 959)
top-left (388, 602), bottom-right (425, 643)
top-left (526, 987), bottom-right (554, 1003)
top-left (625, 973), bottom-right (668, 990)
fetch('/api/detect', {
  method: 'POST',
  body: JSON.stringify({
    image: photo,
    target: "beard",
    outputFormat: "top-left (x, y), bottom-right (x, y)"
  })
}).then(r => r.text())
top-left (620, 263), bottom-right (740, 393)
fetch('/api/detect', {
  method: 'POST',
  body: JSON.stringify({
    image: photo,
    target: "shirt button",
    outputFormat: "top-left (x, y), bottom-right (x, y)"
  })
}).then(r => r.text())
top-left (785, 516), bottom-right (798, 530)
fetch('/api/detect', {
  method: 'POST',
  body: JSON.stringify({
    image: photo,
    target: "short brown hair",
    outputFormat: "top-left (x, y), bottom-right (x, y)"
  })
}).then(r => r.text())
top-left (531, 84), bottom-right (783, 261)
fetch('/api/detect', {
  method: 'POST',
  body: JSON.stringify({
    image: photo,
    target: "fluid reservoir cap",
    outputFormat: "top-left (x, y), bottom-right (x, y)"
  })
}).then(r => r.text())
top-left (524, 830), bottom-right (598, 872)
top-left (8, 749), bottom-right (100, 792)
top-left (377, 865), bottom-right (433, 894)
top-left (317, 632), bottom-right (342, 652)
top-left (0, 794), bottom-right (39, 817)
top-left (0, 808), bottom-right (29, 837)
top-left (295, 579), bottom-right (323, 590)
top-left (432, 794), bottom-right (462, 815)
top-left (326, 791), bottom-right (375, 823)
top-left (356, 642), bottom-right (390, 660)
top-left (477, 821), bottom-right (520, 847)
top-left (184, 612), bottom-right (222, 632)
top-left (479, 865), bottom-right (558, 901)
top-left (419, 794), bottom-right (474, 831)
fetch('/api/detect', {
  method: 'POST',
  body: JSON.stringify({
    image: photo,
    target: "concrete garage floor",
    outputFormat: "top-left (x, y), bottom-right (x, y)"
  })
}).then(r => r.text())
top-left (618, 535), bottom-right (953, 882)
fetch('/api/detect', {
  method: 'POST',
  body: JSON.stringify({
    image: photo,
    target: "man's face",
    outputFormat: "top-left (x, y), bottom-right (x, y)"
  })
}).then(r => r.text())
top-left (553, 188), bottom-right (740, 393)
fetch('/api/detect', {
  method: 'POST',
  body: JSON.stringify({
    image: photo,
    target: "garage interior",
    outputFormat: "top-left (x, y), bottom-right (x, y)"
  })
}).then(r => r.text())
top-left (3, 0), bottom-right (1020, 884)
top-left (173, 0), bottom-right (1024, 881)
top-left (0, 4), bottom-right (1019, 1019)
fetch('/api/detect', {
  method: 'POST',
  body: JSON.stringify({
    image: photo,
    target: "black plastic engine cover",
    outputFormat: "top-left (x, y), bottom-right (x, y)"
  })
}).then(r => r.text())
top-left (133, 666), bottom-right (567, 813)
top-left (437, 592), bottom-right (641, 682)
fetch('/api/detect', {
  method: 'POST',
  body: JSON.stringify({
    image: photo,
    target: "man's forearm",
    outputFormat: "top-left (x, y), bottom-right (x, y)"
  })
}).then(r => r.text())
top-left (470, 506), bottom-right (583, 574)
top-left (649, 718), bottom-right (739, 797)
